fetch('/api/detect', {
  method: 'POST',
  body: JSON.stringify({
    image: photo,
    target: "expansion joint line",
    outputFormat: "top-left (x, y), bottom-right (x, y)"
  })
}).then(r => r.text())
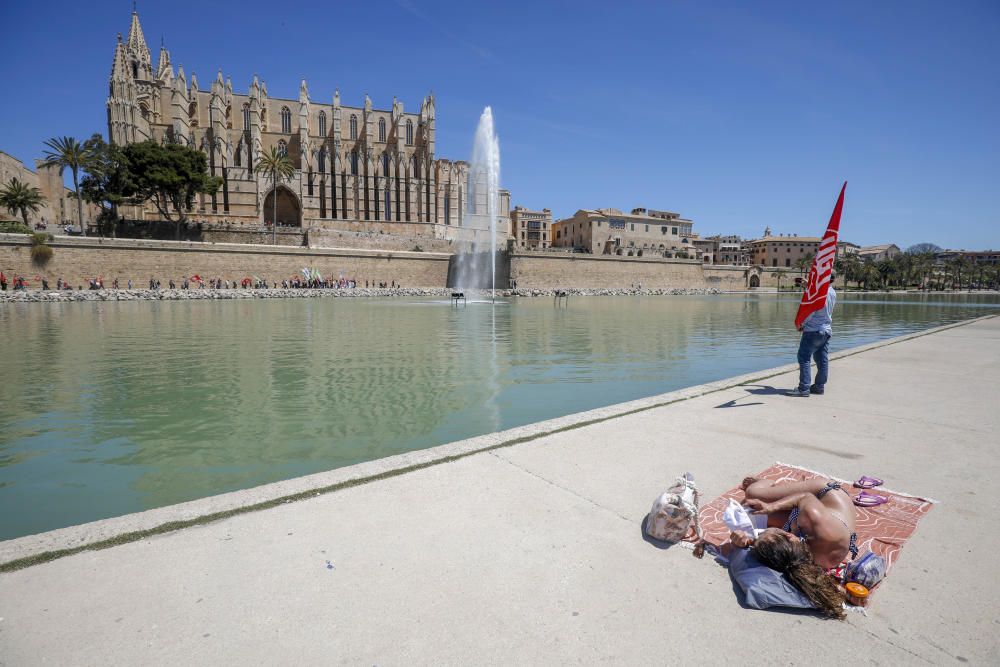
top-left (488, 451), bottom-right (633, 523)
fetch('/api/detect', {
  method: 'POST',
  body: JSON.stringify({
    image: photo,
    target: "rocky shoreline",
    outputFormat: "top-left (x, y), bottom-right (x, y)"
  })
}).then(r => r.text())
top-left (0, 286), bottom-right (725, 303)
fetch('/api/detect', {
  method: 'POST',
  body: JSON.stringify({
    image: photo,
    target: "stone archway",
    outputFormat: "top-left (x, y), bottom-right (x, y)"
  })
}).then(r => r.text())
top-left (749, 274), bottom-right (760, 288)
top-left (263, 186), bottom-right (301, 227)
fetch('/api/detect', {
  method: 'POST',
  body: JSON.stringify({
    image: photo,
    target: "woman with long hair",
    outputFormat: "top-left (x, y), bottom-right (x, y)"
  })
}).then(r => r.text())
top-left (730, 476), bottom-right (859, 619)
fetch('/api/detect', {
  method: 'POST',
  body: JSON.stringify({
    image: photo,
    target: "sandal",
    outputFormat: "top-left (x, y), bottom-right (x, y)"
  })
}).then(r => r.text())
top-left (854, 491), bottom-right (889, 507)
top-left (854, 475), bottom-right (884, 489)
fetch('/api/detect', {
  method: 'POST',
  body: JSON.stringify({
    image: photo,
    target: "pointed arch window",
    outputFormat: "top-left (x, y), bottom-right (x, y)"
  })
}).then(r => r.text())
top-left (381, 153), bottom-right (390, 176)
top-left (318, 150), bottom-right (326, 173)
top-left (350, 151), bottom-right (358, 175)
top-left (318, 111), bottom-right (327, 137)
top-left (378, 118), bottom-right (386, 143)
top-left (280, 106), bottom-right (292, 133)
top-left (349, 115), bottom-right (357, 140)
top-left (277, 140), bottom-right (288, 157)
top-left (243, 104), bottom-right (251, 129)
top-left (405, 120), bottom-right (413, 146)
top-left (235, 142), bottom-right (242, 167)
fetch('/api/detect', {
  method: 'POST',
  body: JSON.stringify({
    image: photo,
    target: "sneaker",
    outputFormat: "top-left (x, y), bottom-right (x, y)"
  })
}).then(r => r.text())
top-left (809, 385), bottom-right (825, 395)
top-left (784, 388), bottom-right (810, 397)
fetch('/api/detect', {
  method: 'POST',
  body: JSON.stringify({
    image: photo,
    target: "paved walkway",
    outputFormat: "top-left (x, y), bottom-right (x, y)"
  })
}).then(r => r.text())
top-left (2, 316), bottom-right (998, 665)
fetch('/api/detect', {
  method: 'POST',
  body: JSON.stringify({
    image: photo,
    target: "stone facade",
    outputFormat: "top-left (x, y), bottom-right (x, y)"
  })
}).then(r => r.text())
top-left (107, 10), bottom-right (509, 244)
top-left (510, 206), bottom-right (552, 249)
top-left (858, 244), bottom-right (901, 262)
top-left (702, 235), bottom-right (749, 266)
top-left (551, 208), bottom-right (700, 259)
top-left (0, 151), bottom-right (97, 228)
top-left (746, 232), bottom-right (820, 268)
top-left (509, 250), bottom-right (744, 290)
top-left (0, 235), bottom-right (449, 289)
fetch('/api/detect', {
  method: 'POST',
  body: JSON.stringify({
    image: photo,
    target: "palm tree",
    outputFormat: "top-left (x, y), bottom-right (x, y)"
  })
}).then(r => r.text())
top-left (254, 146), bottom-right (295, 244)
top-left (0, 178), bottom-right (45, 227)
top-left (768, 269), bottom-right (785, 292)
top-left (41, 136), bottom-right (90, 236)
top-left (794, 252), bottom-right (814, 287)
top-left (835, 252), bottom-right (863, 290)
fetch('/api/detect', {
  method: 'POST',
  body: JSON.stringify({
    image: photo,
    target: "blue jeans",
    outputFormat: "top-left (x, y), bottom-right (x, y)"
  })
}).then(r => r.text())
top-left (797, 331), bottom-right (830, 392)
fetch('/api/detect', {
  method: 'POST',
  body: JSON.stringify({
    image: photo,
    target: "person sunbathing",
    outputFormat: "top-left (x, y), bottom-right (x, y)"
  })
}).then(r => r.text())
top-left (730, 476), bottom-right (859, 619)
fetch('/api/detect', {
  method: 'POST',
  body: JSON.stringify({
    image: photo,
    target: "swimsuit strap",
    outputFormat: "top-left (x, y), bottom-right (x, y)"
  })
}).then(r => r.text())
top-left (816, 481), bottom-right (843, 499)
top-left (783, 506), bottom-right (799, 532)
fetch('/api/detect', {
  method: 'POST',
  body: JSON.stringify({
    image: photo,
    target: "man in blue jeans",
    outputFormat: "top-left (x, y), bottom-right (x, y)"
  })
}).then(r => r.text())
top-left (786, 274), bottom-right (837, 397)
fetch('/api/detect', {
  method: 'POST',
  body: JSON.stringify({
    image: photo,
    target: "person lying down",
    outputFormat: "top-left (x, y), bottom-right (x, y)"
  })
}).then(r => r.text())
top-left (729, 476), bottom-right (859, 619)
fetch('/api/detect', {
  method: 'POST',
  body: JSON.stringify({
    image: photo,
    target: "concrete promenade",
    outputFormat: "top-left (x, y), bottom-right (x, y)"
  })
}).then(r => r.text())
top-left (1, 316), bottom-right (998, 664)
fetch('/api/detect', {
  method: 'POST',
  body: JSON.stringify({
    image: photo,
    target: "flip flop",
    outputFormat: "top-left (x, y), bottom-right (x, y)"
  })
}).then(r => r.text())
top-left (854, 475), bottom-right (884, 489)
top-left (854, 491), bottom-right (890, 507)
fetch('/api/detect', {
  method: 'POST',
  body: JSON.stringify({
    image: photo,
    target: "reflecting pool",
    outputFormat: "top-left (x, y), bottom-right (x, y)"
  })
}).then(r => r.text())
top-left (1, 293), bottom-right (997, 539)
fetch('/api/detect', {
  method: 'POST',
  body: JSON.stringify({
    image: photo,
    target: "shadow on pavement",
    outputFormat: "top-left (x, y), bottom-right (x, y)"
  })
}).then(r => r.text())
top-left (715, 384), bottom-right (785, 409)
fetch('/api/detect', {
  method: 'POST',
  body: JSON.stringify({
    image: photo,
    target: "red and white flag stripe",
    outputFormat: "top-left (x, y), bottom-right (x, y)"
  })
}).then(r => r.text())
top-left (794, 182), bottom-right (846, 330)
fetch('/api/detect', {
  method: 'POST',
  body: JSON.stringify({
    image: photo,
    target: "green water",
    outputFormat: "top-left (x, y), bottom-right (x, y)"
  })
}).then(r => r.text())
top-left (1, 293), bottom-right (997, 540)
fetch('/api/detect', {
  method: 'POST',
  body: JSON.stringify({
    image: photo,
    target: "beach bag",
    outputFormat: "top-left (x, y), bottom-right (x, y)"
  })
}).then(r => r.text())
top-left (645, 473), bottom-right (703, 547)
top-left (846, 551), bottom-right (887, 589)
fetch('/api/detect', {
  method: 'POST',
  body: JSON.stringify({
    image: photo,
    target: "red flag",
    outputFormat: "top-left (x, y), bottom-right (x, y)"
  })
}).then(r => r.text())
top-left (795, 182), bottom-right (846, 330)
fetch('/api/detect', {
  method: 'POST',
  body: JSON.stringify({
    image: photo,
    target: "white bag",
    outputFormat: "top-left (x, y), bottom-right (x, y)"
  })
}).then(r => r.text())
top-left (645, 473), bottom-right (701, 543)
top-left (723, 498), bottom-right (768, 538)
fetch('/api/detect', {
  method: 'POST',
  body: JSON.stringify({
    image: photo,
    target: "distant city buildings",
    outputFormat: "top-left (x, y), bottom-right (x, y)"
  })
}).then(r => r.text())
top-left (703, 235), bottom-right (750, 266)
top-left (837, 241), bottom-right (860, 256)
top-left (745, 227), bottom-right (820, 268)
top-left (551, 207), bottom-right (700, 259)
top-left (935, 249), bottom-right (999, 265)
top-left (510, 206), bottom-right (552, 249)
top-left (858, 244), bottom-right (901, 262)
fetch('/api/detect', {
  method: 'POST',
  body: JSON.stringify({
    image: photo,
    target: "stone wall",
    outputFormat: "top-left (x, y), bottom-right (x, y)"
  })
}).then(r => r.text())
top-left (0, 235), bottom-right (449, 288)
top-left (509, 251), bottom-right (739, 290)
top-left (202, 227), bottom-right (306, 246)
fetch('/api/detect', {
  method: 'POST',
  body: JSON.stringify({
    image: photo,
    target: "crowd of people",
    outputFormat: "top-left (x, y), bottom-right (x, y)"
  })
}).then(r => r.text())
top-left (0, 273), bottom-right (416, 292)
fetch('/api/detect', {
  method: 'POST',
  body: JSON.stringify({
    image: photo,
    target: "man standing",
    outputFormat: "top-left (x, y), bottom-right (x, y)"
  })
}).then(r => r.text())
top-left (786, 273), bottom-right (836, 397)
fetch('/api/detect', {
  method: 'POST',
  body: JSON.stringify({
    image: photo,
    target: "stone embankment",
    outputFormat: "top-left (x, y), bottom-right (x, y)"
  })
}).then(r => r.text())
top-left (509, 287), bottom-right (722, 297)
top-left (0, 287), bottom-right (724, 303)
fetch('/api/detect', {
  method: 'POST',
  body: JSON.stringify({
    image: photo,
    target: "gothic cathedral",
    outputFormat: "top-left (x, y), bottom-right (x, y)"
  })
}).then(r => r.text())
top-left (107, 10), bottom-right (508, 236)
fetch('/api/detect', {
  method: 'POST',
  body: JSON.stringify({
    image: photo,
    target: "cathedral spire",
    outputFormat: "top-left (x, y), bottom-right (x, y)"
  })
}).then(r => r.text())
top-left (110, 33), bottom-right (131, 83)
top-left (126, 8), bottom-right (151, 64)
top-left (156, 41), bottom-right (172, 81)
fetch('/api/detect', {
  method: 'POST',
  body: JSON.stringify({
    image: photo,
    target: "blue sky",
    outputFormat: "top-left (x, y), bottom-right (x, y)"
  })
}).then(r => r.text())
top-left (1, 0), bottom-right (997, 249)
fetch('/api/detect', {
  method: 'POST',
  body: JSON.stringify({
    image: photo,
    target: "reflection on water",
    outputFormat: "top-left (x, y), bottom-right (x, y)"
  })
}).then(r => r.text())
top-left (1, 293), bottom-right (997, 539)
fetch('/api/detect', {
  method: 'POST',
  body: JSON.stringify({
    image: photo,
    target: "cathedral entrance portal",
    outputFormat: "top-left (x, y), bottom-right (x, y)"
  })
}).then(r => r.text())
top-left (263, 187), bottom-right (301, 227)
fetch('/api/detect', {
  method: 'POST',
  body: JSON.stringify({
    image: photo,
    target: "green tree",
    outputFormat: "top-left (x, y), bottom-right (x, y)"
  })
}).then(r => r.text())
top-left (0, 177), bottom-right (45, 227)
top-left (946, 255), bottom-right (972, 290)
top-left (911, 252), bottom-right (935, 290)
top-left (123, 141), bottom-right (221, 240)
top-left (80, 134), bottom-right (133, 238)
top-left (835, 252), bottom-right (862, 289)
top-left (768, 269), bottom-right (785, 291)
top-left (254, 146), bottom-right (295, 244)
top-left (860, 262), bottom-right (882, 290)
top-left (906, 242), bottom-right (942, 255)
top-left (41, 136), bottom-right (91, 236)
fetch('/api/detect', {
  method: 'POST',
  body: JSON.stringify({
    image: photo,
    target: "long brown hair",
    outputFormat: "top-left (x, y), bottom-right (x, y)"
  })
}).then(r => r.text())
top-left (753, 532), bottom-right (846, 619)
